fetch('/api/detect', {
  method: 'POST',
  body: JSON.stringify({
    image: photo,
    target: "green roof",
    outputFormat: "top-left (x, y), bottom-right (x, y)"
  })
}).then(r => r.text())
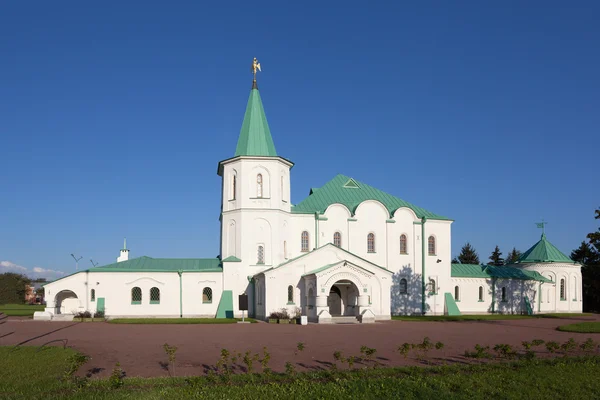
top-left (517, 233), bottom-right (574, 263)
top-left (451, 264), bottom-right (552, 283)
top-left (292, 174), bottom-right (450, 220)
top-left (88, 256), bottom-right (223, 272)
top-left (234, 88), bottom-right (278, 157)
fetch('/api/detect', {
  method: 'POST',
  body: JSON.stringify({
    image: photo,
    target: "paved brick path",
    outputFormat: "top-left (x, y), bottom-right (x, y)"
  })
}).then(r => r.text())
top-left (1, 315), bottom-right (599, 378)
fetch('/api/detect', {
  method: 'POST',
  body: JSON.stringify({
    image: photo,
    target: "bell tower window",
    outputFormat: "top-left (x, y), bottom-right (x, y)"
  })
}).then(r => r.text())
top-left (257, 174), bottom-right (263, 198)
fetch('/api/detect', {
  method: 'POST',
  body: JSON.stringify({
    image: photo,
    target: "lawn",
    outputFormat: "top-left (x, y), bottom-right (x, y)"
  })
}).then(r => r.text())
top-left (108, 317), bottom-right (257, 324)
top-left (392, 313), bottom-right (595, 322)
top-left (1, 346), bottom-right (600, 399)
top-left (0, 303), bottom-right (44, 316)
top-left (557, 322), bottom-right (600, 333)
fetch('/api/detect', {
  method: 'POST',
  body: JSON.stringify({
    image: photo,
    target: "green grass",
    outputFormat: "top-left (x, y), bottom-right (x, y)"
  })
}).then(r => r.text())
top-left (557, 322), bottom-right (600, 333)
top-left (2, 346), bottom-right (600, 399)
top-left (0, 346), bottom-right (79, 399)
top-left (392, 313), bottom-right (595, 322)
top-left (108, 317), bottom-right (257, 324)
top-left (0, 303), bottom-right (44, 316)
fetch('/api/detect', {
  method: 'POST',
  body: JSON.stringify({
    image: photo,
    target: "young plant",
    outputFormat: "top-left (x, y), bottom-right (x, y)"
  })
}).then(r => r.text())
top-left (580, 338), bottom-right (597, 353)
top-left (295, 342), bottom-right (305, 356)
top-left (332, 350), bottom-right (345, 369)
top-left (285, 361), bottom-right (296, 375)
top-left (397, 343), bottom-right (411, 359)
top-left (260, 346), bottom-right (271, 373)
top-left (360, 345), bottom-right (377, 366)
top-left (435, 341), bottom-right (445, 350)
top-left (347, 355), bottom-right (356, 369)
top-left (493, 344), bottom-right (516, 359)
top-left (531, 339), bottom-right (545, 347)
top-left (242, 351), bottom-right (254, 373)
top-left (561, 338), bottom-right (577, 353)
top-left (464, 344), bottom-right (492, 359)
top-left (109, 362), bottom-right (125, 389)
top-left (521, 341), bottom-right (532, 350)
top-left (546, 341), bottom-right (560, 353)
top-left (163, 343), bottom-right (178, 377)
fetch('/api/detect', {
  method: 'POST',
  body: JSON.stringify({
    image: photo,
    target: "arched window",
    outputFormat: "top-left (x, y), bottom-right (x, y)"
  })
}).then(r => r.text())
top-left (454, 286), bottom-right (460, 301)
top-left (257, 174), bottom-right (263, 198)
top-left (400, 234), bottom-right (407, 254)
top-left (560, 278), bottom-right (566, 300)
top-left (428, 278), bottom-right (436, 294)
top-left (399, 278), bottom-right (407, 294)
top-left (367, 233), bottom-right (375, 253)
top-left (428, 236), bottom-right (436, 256)
top-left (203, 287), bottom-right (212, 303)
top-left (301, 231), bottom-right (309, 252)
top-left (478, 286), bottom-right (484, 301)
top-left (287, 285), bottom-right (294, 304)
top-left (257, 245), bottom-right (265, 264)
top-left (333, 232), bottom-right (341, 247)
top-left (150, 287), bottom-right (160, 304)
top-left (231, 175), bottom-right (236, 200)
top-left (283, 240), bottom-right (288, 259)
top-left (131, 287), bottom-right (142, 305)
top-left (91, 289), bottom-right (95, 302)
top-left (501, 287), bottom-right (507, 302)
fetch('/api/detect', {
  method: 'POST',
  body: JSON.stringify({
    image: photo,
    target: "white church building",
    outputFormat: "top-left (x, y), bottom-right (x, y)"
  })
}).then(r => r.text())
top-left (36, 70), bottom-right (583, 322)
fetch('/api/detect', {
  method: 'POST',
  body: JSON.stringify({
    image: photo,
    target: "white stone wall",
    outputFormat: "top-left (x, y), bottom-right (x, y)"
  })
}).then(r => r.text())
top-left (518, 263), bottom-right (583, 313)
top-left (43, 271), bottom-right (225, 318)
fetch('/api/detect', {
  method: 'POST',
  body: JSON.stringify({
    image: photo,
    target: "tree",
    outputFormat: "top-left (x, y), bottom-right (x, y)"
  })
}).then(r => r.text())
top-left (453, 242), bottom-right (480, 264)
top-left (571, 208), bottom-right (600, 312)
top-left (489, 245), bottom-right (504, 266)
top-left (505, 247), bottom-right (522, 264)
top-left (0, 273), bottom-right (31, 304)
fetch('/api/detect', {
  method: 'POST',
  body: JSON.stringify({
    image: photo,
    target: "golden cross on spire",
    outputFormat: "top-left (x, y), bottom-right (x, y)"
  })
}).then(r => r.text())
top-left (251, 57), bottom-right (261, 88)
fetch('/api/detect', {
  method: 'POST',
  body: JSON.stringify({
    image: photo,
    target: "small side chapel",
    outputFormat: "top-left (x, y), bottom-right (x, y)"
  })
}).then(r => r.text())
top-left (36, 60), bottom-right (582, 322)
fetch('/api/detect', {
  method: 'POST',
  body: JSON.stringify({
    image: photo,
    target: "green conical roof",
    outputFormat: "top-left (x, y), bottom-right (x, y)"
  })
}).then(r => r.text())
top-left (518, 233), bottom-right (573, 263)
top-left (234, 88), bottom-right (277, 157)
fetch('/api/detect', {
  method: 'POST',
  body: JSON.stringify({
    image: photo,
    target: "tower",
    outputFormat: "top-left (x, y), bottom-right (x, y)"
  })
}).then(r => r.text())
top-left (217, 57), bottom-right (293, 279)
top-left (117, 238), bottom-right (129, 262)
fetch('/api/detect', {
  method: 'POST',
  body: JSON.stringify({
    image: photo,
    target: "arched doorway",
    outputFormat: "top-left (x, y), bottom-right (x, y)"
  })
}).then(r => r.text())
top-left (327, 280), bottom-right (359, 316)
top-left (54, 290), bottom-right (80, 315)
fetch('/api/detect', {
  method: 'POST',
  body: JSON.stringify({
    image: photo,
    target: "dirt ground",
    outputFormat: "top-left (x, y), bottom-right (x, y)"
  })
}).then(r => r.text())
top-left (1, 315), bottom-right (599, 378)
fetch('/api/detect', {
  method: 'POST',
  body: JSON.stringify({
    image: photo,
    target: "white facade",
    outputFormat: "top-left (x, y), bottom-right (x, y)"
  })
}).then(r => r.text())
top-left (36, 84), bottom-right (583, 322)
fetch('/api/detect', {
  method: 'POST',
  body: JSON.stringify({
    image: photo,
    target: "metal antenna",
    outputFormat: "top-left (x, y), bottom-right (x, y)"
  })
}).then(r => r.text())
top-left (90, 259), bottom-right (98, 267)
top-left (71, 253), bottom-right (83, 271)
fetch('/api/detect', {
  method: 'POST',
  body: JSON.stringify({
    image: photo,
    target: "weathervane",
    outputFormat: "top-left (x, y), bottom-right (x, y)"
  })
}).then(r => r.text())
top-left (535, 219), bottom-right (548, 235)
top-left (251, 57), bottom-right (261, 88)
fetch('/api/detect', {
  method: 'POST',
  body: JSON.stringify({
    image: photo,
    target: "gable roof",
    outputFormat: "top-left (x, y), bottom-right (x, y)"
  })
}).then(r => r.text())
top-left (517, 233), bottom-right (574, 264)
top-left (258, 243), bottom-right (392, 275)
top-left (291, 174), bottom-right (450, 220)
top-left (451, 263), bottom-right (552, 283)
top-left (88, 256), bottom-right (223, 272)
top-left (234, 87), bottom-right (278, 157)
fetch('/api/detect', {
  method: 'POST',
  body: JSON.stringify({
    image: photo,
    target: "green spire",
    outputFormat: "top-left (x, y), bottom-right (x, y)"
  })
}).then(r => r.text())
top-left (234, 88), bottom-right (278, 157)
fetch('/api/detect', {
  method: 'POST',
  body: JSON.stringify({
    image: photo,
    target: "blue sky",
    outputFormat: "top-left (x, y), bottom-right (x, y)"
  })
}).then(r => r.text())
top-left (1, 1), bottom-right (599, 278)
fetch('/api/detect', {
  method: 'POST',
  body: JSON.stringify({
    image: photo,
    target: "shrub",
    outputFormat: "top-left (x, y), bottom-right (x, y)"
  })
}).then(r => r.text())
top-left (260, 347), bottom-right (271, 373)
top-left (546, 341), bottom-right (560, 353)
top-left (93, 310), bottom-right (105, 319)
top-left (561, 338), bottom-right (578, 353)
top-left (163, 343), bottom-right (178, 377)
top-left (397, 343), bottom-right (411, 358)
top-left (531, 339), bottom-right (545, 347)
top-left (74, 311), bottom-right (92, 320)
top-left (580, 338), bottom-right (597, 353)
top-left (493, 344), bottom-right (516, 359)
top-left (464, 344), bottom-right (492, 359)
top-left (109, 362), bottom-right (125, 389)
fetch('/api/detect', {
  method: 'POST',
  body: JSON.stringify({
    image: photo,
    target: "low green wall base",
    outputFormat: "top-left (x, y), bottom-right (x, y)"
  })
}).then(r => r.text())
top-left (216, 290), bottom-right (234, 319)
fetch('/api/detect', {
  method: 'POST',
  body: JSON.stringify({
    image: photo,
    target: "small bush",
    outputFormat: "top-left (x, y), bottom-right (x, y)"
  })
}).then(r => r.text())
top-left (93, 310), bottom-right (105, 319)
top-left (580, 338), bottom-right (597, 353)
top-left (493, 344), bottom-right (516, 359)
top-left (74, 311), bottom-right (92, 320)
top-left (285, 361), bottom-right (296, 375)
top-left (464, 344), bottom-right (492, 359)
top-left (163, 343), bottom-right (178, 376)
top-left (397, 343), bottom-right (411, 358)
top-left (109, 362), bottom-right (125, 389)
top-left (561, 338), bottom-right (578, 353)
top-left (531, 339), bottom-right (545, 347)
top-left (546, 341), bottom-right (560, 353)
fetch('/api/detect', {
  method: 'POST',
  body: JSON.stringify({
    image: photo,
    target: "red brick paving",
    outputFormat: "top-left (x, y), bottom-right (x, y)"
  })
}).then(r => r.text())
top-left (1, 316), bottom-right (599, 378)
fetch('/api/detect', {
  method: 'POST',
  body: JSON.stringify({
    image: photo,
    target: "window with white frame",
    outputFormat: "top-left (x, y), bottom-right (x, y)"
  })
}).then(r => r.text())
top-left (400, 234), bottom-right (407, 254)
top-left (454, 286), bottom-right (460, 301)
top-left (287, 285), bottom-right (294, 304)
top-left (560, 278), bottom-right (566, 300)
top-left (428, 236), bottom-right (436, 256)
top-left (478, 286), bottom-right (484, 301)
top-left (301, 231), bottom-right (309, 252)
top-left (367, 233), bottom-right (375, 253)
top-left (333, 232), bottom-right (341, 247)
top-left (257, 245), bottom-right (265, 264)
top-left (399, 278), bottom-right (407, 294)
top-left (257, 174), bottom-right (263, 198)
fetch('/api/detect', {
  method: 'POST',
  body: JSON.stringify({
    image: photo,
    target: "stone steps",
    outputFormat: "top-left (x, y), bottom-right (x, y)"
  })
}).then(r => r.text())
top-left (331, 316), bottom-right (359, 324)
